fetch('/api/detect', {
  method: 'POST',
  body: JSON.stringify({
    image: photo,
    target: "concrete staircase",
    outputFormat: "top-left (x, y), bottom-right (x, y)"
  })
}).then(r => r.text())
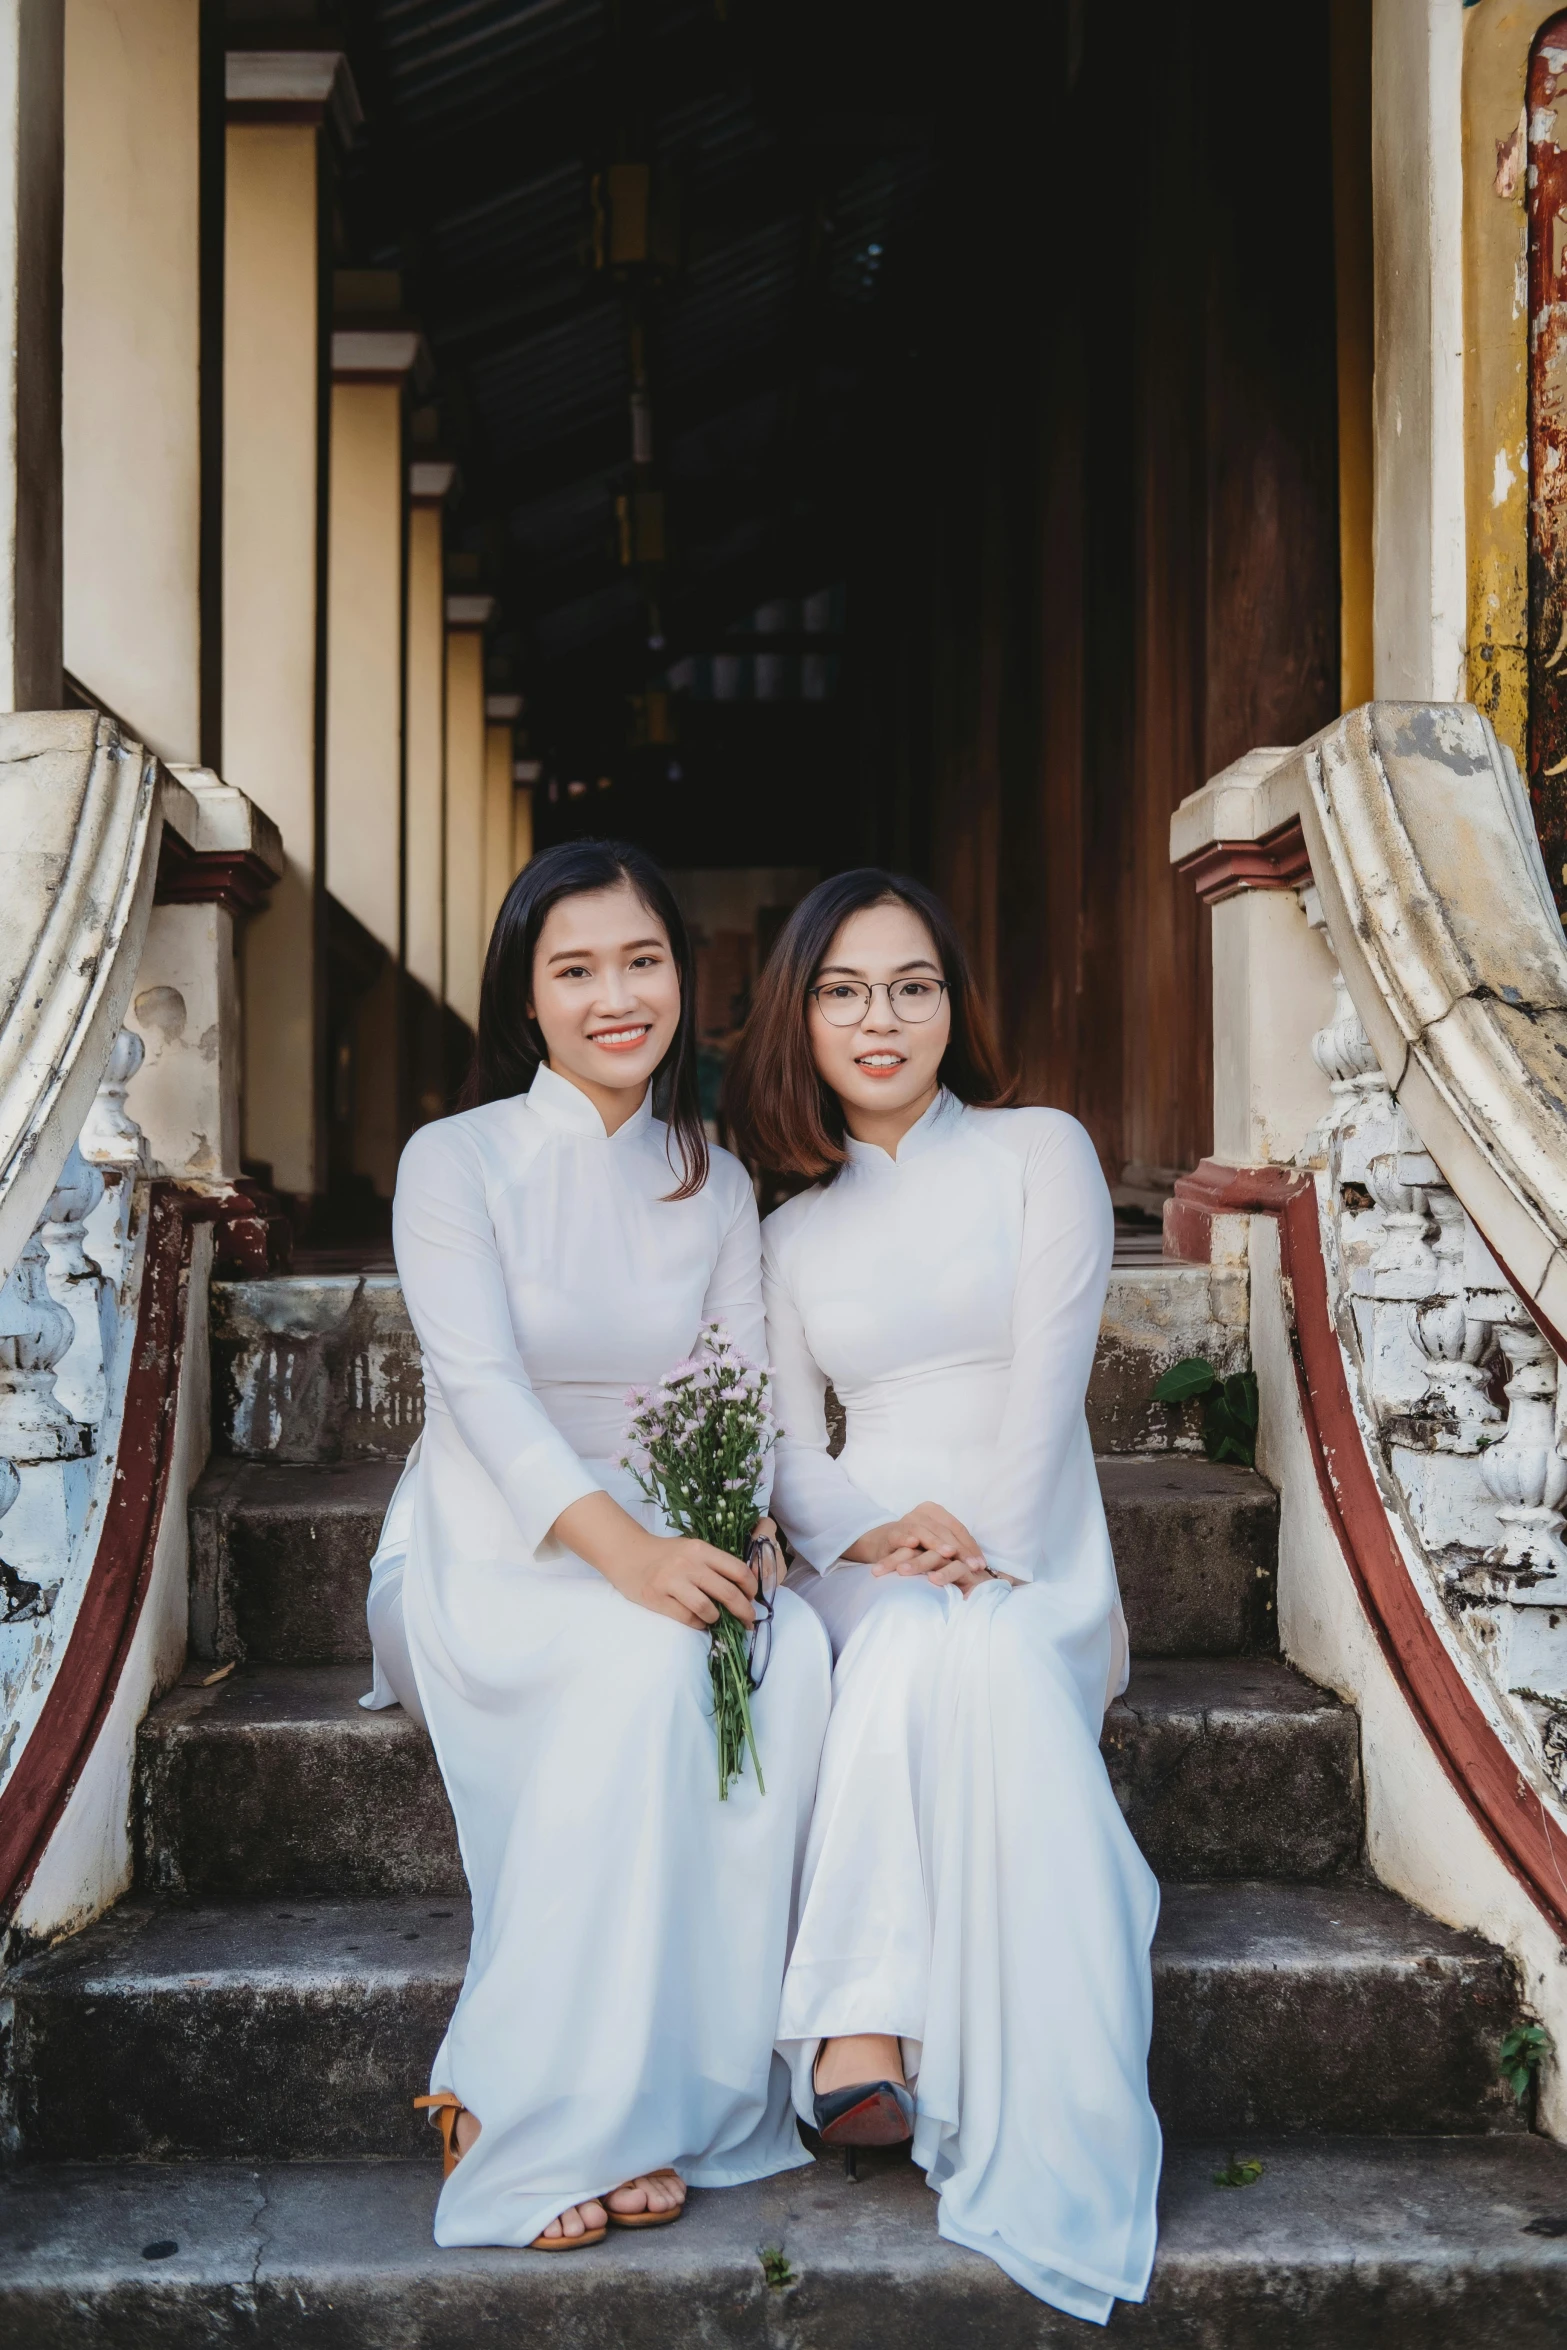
top-left (3, 1264), bottom-right (1567, 2343)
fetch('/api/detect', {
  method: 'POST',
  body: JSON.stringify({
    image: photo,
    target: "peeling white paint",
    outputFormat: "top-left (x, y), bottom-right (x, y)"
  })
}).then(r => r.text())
top-left (1493, 442), bottom-right (1517, 506)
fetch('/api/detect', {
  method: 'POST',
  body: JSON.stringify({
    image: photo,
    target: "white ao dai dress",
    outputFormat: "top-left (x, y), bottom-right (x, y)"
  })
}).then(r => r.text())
top-left (763, 1089), bottom-right (1161, 2321)
top-left (364, 1063), bottom-right (831, 2249)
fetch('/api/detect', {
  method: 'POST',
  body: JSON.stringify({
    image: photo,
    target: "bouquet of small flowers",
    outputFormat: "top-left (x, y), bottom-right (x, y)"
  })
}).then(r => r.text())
top-left (621, 1321), bottom-right (778, 1798)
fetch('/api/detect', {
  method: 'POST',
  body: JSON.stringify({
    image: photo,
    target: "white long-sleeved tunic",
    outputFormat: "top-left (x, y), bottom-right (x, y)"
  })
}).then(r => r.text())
top-left (367, 1063), bottom-right (831, 2249)
top-left (763, 1089), bottom-right (1161, 2321)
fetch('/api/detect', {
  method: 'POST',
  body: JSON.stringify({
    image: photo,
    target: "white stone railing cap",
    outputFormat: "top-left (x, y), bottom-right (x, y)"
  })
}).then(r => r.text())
top-left (1168, 746), bottom-right (1298, 863)
top-left (164, 767), bottom-right (284, 880)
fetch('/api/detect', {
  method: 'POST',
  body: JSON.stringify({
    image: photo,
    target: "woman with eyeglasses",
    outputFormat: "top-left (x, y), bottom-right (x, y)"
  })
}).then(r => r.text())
top-left (363, 839), bottom-right (831, 2256)
top-left (723, 869), bottom-right (1160, 2323)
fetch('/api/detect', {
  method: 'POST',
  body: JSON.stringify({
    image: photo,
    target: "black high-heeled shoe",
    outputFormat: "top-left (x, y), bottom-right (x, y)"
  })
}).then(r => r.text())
top-left (813, 2075), bottom-right (915, 2179)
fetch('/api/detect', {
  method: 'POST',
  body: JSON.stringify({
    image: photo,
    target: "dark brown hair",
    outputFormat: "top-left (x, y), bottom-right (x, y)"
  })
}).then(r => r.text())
top-left (722, 868), bottom-right (1014, 1180)
top-left (459, 839), bottom-right (709, 1199)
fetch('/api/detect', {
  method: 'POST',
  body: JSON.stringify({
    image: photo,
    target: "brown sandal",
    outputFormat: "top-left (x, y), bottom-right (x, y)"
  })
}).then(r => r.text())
top-left (413, 2091), bottom-right (471, 2180)
top-left (605, 2169), bottom-right (687, 2230)
top-left (528, 2209), bottom-right (610, 2251)
top-left (413, 2090), bottom-right (619, 2251)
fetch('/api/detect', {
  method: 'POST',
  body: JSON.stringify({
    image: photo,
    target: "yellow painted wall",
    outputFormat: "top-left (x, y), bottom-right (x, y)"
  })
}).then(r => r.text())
top-left (1462, 1), bottom-right (1537, 767)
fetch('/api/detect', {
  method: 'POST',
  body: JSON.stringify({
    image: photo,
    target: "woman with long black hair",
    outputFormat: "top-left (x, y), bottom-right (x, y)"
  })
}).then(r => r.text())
top-left (363, 840), bottom-right (831, 2254)
top-left (724, 869), bottom-right (1160, 2323)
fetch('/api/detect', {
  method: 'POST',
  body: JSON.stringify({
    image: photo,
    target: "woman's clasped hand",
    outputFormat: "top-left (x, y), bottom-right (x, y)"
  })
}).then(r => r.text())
top-left (847, 1499), bottom-right (998, 1591)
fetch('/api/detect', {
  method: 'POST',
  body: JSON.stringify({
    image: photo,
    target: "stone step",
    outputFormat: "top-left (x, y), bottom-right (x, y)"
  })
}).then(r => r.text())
top-left (136, 1666), bottom-right (461, 1900)
top-left (187, 1459), bottom-right (400, 1666)
top-left (3, 1883), bottom-right (1520, 2163)
top-left (1102, 1454), bottom-right (1278, 1656)
top-left (1102, 1658), bottom-right (1361, 1879)
top-left (5, 2138), bottom-right (1567, 2350)
top-left (187, 1453), bottom-right (1279, 1668)
top-left (209, 1261), bottom-right (1250, 1464)
top-left (136, 1657), bottom-right (1359, 1902)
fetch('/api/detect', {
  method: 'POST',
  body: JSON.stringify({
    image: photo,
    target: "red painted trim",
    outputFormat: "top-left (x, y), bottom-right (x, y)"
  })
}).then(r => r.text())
top-left (1164, 1157), bottom-right (1305, 1262)
top-left (1171, 1166), bottom-right (1567, 1940)
top-left (1174, 816), bottom-right (1312, 906)
top-left (0, 1185), bottom-right (198, 1921)
top-left (155, 829), bottom-right (276, 917)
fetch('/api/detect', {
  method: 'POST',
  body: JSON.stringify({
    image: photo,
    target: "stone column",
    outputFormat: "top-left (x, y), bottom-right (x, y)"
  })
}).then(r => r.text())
top-left (483, 694), bottom-right (521, 940)
top-left (513, 754), bottom-right (536, 877)
top-left (405, 460), bottom-right (452, 1012)
top-left (62, 0), bottom-right (200, 759)
top-left (324, 294), bottom-right (419, 1202)
top-left (0, 0), bottom-right (64, 713)
top-left (221, 47), bottom-right (358, 1202)
top-left (443, 595), bottom-right (491, 1035)
top-left (325, 294), bottom-right (418, 961)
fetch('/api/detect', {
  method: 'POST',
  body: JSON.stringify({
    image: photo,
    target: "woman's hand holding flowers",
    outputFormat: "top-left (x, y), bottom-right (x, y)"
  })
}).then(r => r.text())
top-left (551, 1495), bottom-right (758, 1630)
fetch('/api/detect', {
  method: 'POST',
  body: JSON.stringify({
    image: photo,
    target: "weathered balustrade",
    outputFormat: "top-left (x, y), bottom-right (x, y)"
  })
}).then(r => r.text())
top-left (1169, 701), bottom-right (1567, 1955)
top-left (0, 711), bottom-right (282, 1930)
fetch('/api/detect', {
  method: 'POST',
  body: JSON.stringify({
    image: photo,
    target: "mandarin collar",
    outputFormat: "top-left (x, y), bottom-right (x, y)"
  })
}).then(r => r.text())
top-left (526, 1060), bottom-right (656, 1144)
top-left (843, 1086), bottom-right (960, 1169)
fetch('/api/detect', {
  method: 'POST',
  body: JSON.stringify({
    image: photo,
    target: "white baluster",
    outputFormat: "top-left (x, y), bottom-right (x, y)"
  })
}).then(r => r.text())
top-left (1543, 1709), bottom-right (1567, 1801)
top-left (1409, 1188), bottom-right (1501, 1451)
top-left (0, 1452), bottom-right (53, 1624)
top-left (0, 1232), bottom-right (91, 1462)
top-left (80, 1027), bottom-right (147, 1169)
top-left (1367, 1143), bottom-right (1438, 1298)
top-left (1480, 1318), bottom-right (1567, 1580)
top-left (1311, 967), bottom-right (1384, 1128)
top-left (1363, 1131), bottom-right (1441, 1411)
top-left (39, 1143), bottom-right (107, 1425)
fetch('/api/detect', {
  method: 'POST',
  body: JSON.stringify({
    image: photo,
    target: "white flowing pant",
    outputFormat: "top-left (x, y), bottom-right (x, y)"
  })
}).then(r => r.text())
top-left (365, 1446), bottom-right (834, 2250)
top-left (779, 1566), bottom-right (1161, 2324)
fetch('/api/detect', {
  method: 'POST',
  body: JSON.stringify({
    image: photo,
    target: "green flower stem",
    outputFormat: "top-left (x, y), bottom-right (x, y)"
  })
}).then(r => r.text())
top-left (625, 1334), bottom-right (773, 1798)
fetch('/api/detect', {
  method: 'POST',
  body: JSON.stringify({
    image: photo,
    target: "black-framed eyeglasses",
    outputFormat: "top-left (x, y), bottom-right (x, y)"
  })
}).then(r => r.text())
top-left (745, 1531), bottom-right (782, 1690)
top-left (808, 978), bottom-right (950, 1027)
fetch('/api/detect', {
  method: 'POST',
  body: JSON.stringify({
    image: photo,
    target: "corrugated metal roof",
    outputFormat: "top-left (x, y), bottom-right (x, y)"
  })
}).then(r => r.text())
top-left (663, 219), bottom-right (802, 387)
top-left (427, 160), bottom-right (586, 289)
top-left (374, 0), bottom-right (605, 129)
top-left (468, 298), bottom-right (626, 450)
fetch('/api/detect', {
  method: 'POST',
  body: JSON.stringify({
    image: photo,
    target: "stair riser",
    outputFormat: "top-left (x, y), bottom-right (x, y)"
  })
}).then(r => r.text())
top-left (192, 1485), bottom-right (1281, 1669)
top-left (1149, 1950), bottom-right (1521, 2136)
top-left (5, 1981), bottom-right (452, 2162)
top-left (5, 2142), bottom-right (1567, 2350)
top-left (136, 1719), bottom-right (464, 1900)
top-left (189, 1481), bottom-right (391, 1668)
top-left (8, 1947), bottom-right (1519, 2160)
top-left (1102, 1704), bottom-right (1361, 1882)
top-left (138, 1700), bottom-right (1360, 1900)
top-left (211, 1280), bottom-right (421, 1467)
top-left (1106, 1486), bottom-right (1278, 1658)
top-left (4, 2261), bottom-right (1567, 2350)
top-left (209, 1268), bottom-right (1252, 1465)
